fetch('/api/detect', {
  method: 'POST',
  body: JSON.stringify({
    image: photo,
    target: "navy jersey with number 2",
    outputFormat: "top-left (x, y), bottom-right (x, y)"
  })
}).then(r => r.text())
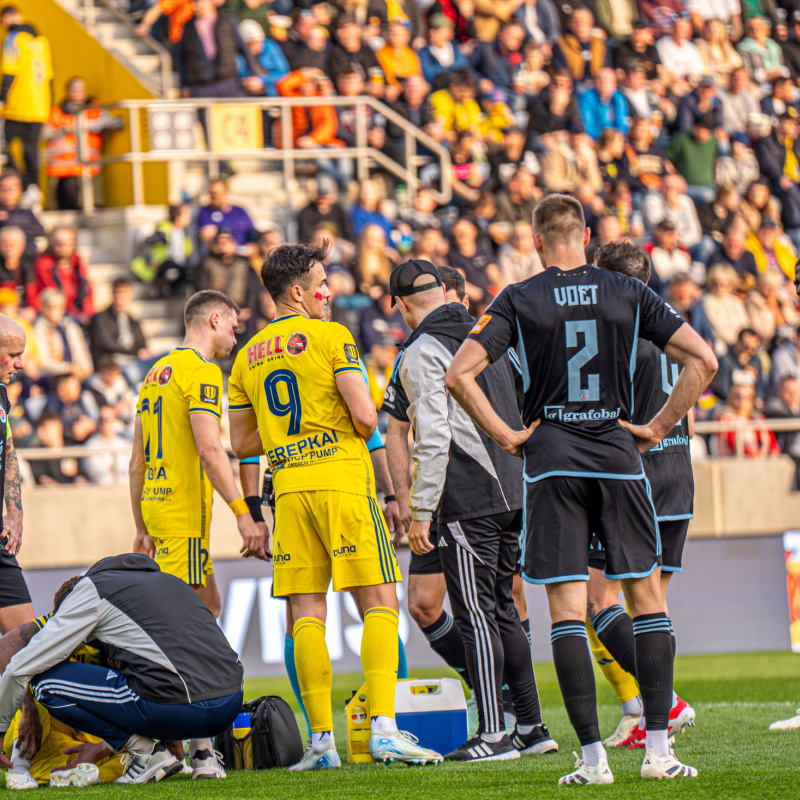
top-left (469, 265), bottom-right (684, 482)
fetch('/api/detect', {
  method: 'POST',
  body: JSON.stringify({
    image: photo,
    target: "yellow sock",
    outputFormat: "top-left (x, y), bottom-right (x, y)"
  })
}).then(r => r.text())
top-left (586, 620), bottom-right (640, 704)
top-left (361, 607), bottom-right (399, 719)
top-left (293, 617), bottom-right (333, 732)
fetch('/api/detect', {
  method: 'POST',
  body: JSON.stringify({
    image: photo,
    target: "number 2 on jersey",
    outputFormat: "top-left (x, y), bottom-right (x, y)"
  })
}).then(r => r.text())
top-left (140, 396), bottom-right (163, 462)
top-left (565, 320), bottom-right (599, 402)
top-left (265, 370), bottom-right (302, 435)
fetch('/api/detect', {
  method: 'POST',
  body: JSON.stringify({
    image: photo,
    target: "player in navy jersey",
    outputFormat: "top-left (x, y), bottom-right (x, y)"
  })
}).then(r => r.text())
top-left (588, 241), bottom-right (697, 749)
top-left (445, 194), bottom-right (717, 784)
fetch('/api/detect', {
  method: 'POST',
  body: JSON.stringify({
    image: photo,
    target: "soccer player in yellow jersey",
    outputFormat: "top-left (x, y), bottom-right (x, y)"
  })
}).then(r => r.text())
top-left (229, 243), bottom-right (441, 770)
top-left (130, 291), bottom-right (265, 779)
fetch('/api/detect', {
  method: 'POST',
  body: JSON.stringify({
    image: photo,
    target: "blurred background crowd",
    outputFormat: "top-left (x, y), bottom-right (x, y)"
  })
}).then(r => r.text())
top-left (5, 0), bottom-right (800, 483)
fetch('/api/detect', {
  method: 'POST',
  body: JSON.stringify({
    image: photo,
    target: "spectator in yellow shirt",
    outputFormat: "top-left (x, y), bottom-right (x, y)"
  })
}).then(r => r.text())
top-left (0, 7), bottom-right (52, 193)
top-left (377, 22), bottom-right (422, 97)
top-left (430, 68), bottom-right (484, 141)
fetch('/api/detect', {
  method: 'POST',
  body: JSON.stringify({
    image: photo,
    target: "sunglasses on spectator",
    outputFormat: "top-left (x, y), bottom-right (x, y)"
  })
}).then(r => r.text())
top-left (671, 11), bottom-right (692, 21)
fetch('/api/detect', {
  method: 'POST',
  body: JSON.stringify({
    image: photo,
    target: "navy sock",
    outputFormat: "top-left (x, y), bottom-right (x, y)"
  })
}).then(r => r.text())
top-left (632, 614), bottom-right (674, 732)
top-left (592, 604), bottom-right (637, 679)
top-left (420, 611), bottom-right (473, 689)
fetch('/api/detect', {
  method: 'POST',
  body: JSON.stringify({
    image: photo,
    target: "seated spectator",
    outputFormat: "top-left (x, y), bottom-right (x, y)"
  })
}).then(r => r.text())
top-left (418, 14), bottom-right (469, 87)
top-left (708, 219), bottom-right (759, 279)
top-left (364, 331), bottom-right (399, 409)
top-left (130, 203), bottom-right (193, 296)
top-left (687, 0), bottom-right (742, 42)
top-left (644, 220), bottom-right (694, 284)
top-left (487, 126), bottom-right (540, 193)
top-left (613, 18), bottom-right (660, 78)
top-left (596, 128), bottom-right (626, 193)
top-left (89, 278), bottom-right (149, 369)
top-left (620, 118), bottom-right (669, 194)
top-left (539, 130), bottom-right (603, 194)
top-left (603, 179), bottom-right (642, 237)
top-left (740, 177), bottom-right (781, 234)
top-left (710, 327), bottom-right (766, 403)
top-left (329, 14), bottom-right (386, 98)
top-left (619, 63), bottom-right (661, 121)
top-left (83, 406), bottom-right (132, 486)
top-left (665, 121), bottom-right (719, 205)
top-left (197, 228), bottom-right (265, 342)
top-left (385, 74), bottom-right (443, 166)
top-left (578, 68), bottom-right (630, 140)
top-left (715, 132), bottom-right (761, 196)
top-left (30, 228), bottom-right (94, 326)
top-left (526, 71), bottom-right (584, 138)
top-left (511, 41), bottom-right (551, 99)
top-left (575, 180), bottom-right (605, 235)
top-left (84, 356), bottom-right (137, 429)
top-left (350, 179), bottom-right (394, 241)
top-left (713, 380), bottom-right (779, 457)
top-left (236, 19), bottom-right (290, 97)
top-left (665, 272), bottom-right (715, 345)
top-left (719, 68), bottom-right (760, 134)
top-left (746, 217), bottom-right (797, 282)
top-left (765, 376), bottom-right (800, 461)
top-left (353, 225), bottom-right (399, 293)
top-left (490, 167), bottom-right (539, 246)
top-left (176, 0), bottom-right (258, 98)
top-left (755, 111), bottom-right (800, 250)
top-left (448, 130), bottom-right (487, 207)
top-left (448, 215), bottom-right (502, 313)
top-left (377, 22), bottom-right (422, 94)
top-left (399, 189), bottom-right (444, 233)
top-left (586, 215), bottom-right (622, 265)
top-left (197, 178), bottom-right (257, 249)
top-left (512, 0), bottom-right (560, 43)
top-left (497, 221), bottom-right (543, 285)
top-left (780, 14), bottom-right (800, 82)
top-left (29, 411), bottom-right (88, 486)
top-left (430, 69), bottom-right (484, 141)
top-left (359, 284), bottom-right (410, 350)
top-left (0, 226), bottom-right (34, 300)
top-left (41, 77), bottom-right (123, 211)
top-left (297, 176), bottom-right (355, 243)
top-left (552, 6), bottom-right (610, 84)
top-left (274, 68), bottom-right (342, 156)
top-left (470, 21), bottom-right (525, 94)
top-left (0, 288), bottom-right (40, 381)
top-left (698, 183), bottom-right (740, 252)
top-left (280, 8), bottom-right (329, 72)
top-left (642, 173), bottom-right (702, 252)
top-left (772, 327), bottom-right (800, 388)
top-left (595, 0), bottom-right (637, 40)
top-left (696, 18), bottom-right (744, 87)
top-left (0, 172), bottom-right (46, 258)
top-left (5, 378), bottom-right (34, 447)
top-left (746, 269), bottom-right (799, 345)
top-left (410, 225), bottom-right (447, 261)
top-left (761, 76), bottom-right (798, 123)
top-left (737, 15), bottom-right (785, 83)
top-left (43, 374), bottom-right (97, 445)
top-left (656, 14), bottom-right (704, 85)
top-left (677, 75), bottom-right (723, 133)
top-left (702, 263), bottom-right (751, 354)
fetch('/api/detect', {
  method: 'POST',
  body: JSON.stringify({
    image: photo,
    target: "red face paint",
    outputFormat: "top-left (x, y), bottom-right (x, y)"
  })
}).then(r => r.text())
top-left (315, 291), bottom-right (324, 301)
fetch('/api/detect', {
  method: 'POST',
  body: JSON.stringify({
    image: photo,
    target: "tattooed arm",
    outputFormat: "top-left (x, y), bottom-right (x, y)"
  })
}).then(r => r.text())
top-left (0, 622), bottom-right (37, 675)
top-left (3, 436), bottom-right (22, 557)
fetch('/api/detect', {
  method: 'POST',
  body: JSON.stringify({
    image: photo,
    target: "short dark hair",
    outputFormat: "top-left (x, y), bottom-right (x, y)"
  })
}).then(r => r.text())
top-left (261, 242), bottom-right (330, 300)
top-left (737, 327), bottom-right (760, 342)
top-left (111, 278), bottom-right (131, 292)
top-left (184, 290), bottom-right (240, 327)
top-left (53, 576), bottom-right (82, 614)
top-left (449, 68), bottom-right (477, 92)
top-left (531, 193), bottom-right (585, 250)
top-left (0, 170), bottom-right (21, 185)
top-left (594, 240), bottom-right (651, 284)
top-left (96, 354), bottom-right (120, 372)
top-left (438, 265), bottom-right (465, 301)
top-left (0, 6), bottom-right (18, 17)
top-left (36, 410), bottom-right (62, 428)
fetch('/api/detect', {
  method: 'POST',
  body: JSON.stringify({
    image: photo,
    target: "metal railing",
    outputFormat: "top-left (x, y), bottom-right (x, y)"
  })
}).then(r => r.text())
top-left (694, 417), bottom-right (800, 458)
top-left (77, 0), bottom-right (173, 98)
top-left (80, 96), bottom-right (453, 213)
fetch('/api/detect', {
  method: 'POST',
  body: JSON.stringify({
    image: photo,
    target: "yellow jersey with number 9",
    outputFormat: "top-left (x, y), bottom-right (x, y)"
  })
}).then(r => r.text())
top-left (135, 347), bottom-right (223, 538)
top-left (229, 313), bottom-right (375, 499)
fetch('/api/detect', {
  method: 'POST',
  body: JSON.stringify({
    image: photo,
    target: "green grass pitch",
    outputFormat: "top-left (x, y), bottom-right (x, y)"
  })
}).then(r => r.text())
top-left (34, 652), bottom-right (800, 798)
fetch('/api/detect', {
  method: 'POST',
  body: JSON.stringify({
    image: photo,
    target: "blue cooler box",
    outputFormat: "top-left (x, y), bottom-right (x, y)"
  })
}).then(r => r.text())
top-left (395, 678), bottom-right (468, 756)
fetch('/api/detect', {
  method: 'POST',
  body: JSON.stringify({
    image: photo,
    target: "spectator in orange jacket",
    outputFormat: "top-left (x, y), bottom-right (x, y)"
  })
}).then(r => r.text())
top-left (29, 228), bottom-right (94, 326)
top-left (377, 22), bottom-right (422, 97)
top-left (274, 68), bottom-right (343, 148)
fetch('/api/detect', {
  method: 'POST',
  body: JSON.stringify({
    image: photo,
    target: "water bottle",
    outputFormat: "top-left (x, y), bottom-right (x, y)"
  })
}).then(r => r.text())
top-left (262, 469), bottom-right (275, 510)
top-left (232, 711), bottom-right (251, 739)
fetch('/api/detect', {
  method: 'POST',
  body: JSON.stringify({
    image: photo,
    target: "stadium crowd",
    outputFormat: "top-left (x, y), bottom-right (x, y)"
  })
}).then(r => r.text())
top-left (4, 0), bottom-right (800, 476)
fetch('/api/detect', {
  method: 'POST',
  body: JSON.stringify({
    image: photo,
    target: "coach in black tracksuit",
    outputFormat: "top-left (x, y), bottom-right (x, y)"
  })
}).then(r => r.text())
top-left (385, 260), bottom-right (555, 763)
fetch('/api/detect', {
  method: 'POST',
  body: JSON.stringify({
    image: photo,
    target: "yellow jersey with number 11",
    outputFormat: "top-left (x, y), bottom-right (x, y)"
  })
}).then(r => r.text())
top-left (228, 313), bottom-right (376, 499)
top-left (136, 347), bottom-right (223, 538)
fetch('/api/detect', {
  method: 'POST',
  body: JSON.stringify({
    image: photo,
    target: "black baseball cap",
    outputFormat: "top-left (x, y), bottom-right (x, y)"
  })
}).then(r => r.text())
top-left (389, 260), bottom-right (443, 306)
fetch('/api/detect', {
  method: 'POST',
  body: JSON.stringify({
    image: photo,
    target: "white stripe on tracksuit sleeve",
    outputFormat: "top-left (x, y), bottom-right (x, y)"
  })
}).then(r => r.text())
top-left (0, 580), bottom-right (100, 731)
top-left (402, 336), bottom-right (452, 522)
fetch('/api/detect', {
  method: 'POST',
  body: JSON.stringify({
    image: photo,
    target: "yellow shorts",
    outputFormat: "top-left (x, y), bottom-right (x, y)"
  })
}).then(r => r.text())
top-left (152, 536), bottom-right (214, 587)
top-left (3, 701), bottom-right (126, 785)
top-left (273, 490), bottom-right (400, 596)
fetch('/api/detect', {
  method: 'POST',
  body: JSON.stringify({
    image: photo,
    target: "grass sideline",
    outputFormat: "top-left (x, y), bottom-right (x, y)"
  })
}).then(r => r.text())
top-left (23, 652), bottom-right (800, 797)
